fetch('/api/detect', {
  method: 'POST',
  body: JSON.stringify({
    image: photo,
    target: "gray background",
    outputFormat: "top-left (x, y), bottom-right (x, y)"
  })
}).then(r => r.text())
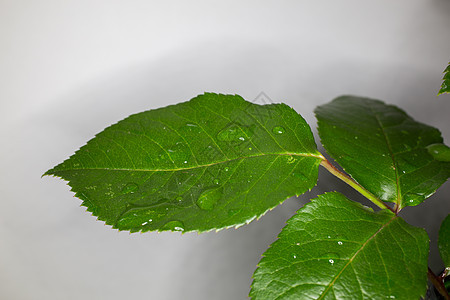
top-left (1, 1), bottom-right (449, 299)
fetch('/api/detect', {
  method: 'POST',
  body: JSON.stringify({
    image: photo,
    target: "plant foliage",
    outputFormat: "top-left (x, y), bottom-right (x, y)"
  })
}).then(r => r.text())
top-left (45, 92), bottom-right (450, 299)
top-left (315, 96), bottom-right (450, 210)
top-left (250, 192), bottom-right (429, 300)
top-left (438, 63), bottom-right (450, 95)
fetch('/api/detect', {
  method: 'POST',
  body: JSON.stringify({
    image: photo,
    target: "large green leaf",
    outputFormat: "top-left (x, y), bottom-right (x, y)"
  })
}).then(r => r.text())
top-left (315, 96), bottom-right (450, 209)
top-left (45, 93), bottom-right (323, 232)
top-left (439, 214), bottom-right (450, 268)
top-left (250, 192), bottom-right (429, 300)
top-left (438, 63), bottom-right (450, 96)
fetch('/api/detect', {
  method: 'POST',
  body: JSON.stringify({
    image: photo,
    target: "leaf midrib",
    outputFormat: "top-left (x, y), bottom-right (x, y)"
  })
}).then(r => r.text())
top-left (318, 215), bottom-right (397, 299)
top-left (49, 152), bottom-right (324, 174)
top-left (368, 103), bottom-right (402, 207)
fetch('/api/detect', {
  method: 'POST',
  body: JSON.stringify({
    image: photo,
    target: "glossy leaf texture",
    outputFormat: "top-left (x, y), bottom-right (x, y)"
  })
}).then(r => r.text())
top-left (315, 96), bottom-right (450, 209)
top-left (45, 93), bottom-right (323, 233)
top-left (438, 63), bottom-right (450, 95)
top-left (250, 192), bottom-right (429, 300)
top-left (439, 214), bottom-right (450, 268)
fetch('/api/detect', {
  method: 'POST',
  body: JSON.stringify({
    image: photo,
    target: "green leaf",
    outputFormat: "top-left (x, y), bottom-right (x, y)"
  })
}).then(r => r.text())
top-left (315, 96), bottom-right (450, 209)
top-left (439, 214), bottom-right (450, 268)
top-left (438, 63), bottom-right (450, 96)
top-left (250, 192), bottom-right (429, 300)
top-left (45, 93), bottom-right (323, 233)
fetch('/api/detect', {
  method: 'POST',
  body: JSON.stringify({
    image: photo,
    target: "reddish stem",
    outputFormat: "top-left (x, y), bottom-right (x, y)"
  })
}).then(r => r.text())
top-left (428, 267), bottom-right (450, 299)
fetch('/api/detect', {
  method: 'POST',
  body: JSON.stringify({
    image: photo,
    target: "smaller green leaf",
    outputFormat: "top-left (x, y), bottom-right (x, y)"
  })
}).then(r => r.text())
top-left (438, 63), bottom-right (450, 96)
top-left (439, 214), bottom-right (450, 268)
top-left (315, 96), bottom-right (450, 209)
top-left (250, 192), bottom-right (429, 300)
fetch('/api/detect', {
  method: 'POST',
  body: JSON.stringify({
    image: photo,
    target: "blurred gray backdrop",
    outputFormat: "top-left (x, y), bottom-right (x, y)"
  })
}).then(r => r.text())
top-left (1, 1), bottom-right (449, 299)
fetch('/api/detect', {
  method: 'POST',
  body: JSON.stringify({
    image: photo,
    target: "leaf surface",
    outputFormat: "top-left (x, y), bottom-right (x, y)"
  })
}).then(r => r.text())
top-left (45, 93), bottom-right (323, 232)
top-left (315, 96), bottom-right (450, 209)
top-left (439, 214), bottom-right (450, 268)
top-left (250, 192), bottom-right (429, 300)
top-left (438, 63), bottom-right (450, 95)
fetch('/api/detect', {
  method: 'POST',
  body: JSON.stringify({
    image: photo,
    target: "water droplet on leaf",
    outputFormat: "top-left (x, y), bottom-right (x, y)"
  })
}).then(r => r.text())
top-left (197, 188), bottom-right (223, 210)
top-left (403, 193), bottom-right (425, 205)
top-left (323, 252), bottom-right (340, 261)
top-left (426, 143), bottom-right (450, 162)
top-left (272, 126), bottom-right (285, 135)
top-left (217, 123), bottom-right (253, 142)
top-left (183, 123), bottom-right (202, 134)
top-left (116, 208), bottom-right (155, 230)
top-left (121, 183), bottom-right (139, 194)
top-left (162, 220), bottom-right (185, 232)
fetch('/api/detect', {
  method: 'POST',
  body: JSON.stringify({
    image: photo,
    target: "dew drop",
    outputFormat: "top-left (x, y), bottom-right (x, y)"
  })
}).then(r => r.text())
top-left (175, 196), bottom-right (183, 203)
top-left (426, 143), bottom-right (450, 162)
top-left (337, 241), bottom-right (343, 245)
top-left (292, 254), bottom-right (297, 259)
top-left (224, 167), bottom-right (229, 172)
top-left (213, 178), bottom-right (220, 185)
top-left (323, 252), bottom-right (340, 263)
top-left (217, 123), bottom-right (253, 142)
top-left (197, 188), bottom-right (223, 210)
top-left (121, 183), bottom-right (139, 194)
top-left (272, 126), bottom-right (285, 135)
top-left (116, 208), bottom-right (155, 229)
top-left (162, 220), bottom-right (185, 232)
top-left (404, 193), bottom-right (424, 205)
top-left (184, 123), bottom-right (202, 134)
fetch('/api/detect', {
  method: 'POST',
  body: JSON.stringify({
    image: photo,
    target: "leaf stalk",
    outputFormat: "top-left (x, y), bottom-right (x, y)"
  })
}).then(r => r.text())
top-left (428, 267), bottom-right (450, 299)
top-left (320, 159), bottom-right (395, 213)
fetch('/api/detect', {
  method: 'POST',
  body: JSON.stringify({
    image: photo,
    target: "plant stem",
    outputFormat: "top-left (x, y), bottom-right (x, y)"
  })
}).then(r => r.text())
top-left (428, 267), bottom-right (450, 299)
top-left (320, 159), bottom-right (395, 213)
